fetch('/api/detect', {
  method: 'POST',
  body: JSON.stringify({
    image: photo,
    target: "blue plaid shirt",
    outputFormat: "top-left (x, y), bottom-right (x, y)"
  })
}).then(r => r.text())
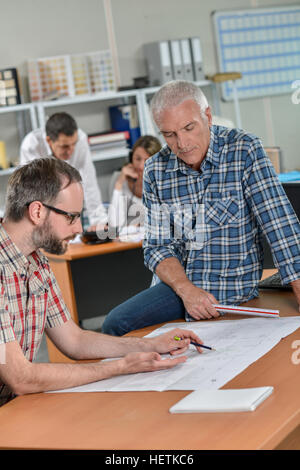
top-left (143, 125), bottom-right (300, 314)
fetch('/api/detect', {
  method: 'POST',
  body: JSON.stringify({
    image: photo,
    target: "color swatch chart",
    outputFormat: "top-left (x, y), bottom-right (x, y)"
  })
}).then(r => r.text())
top-left (28, 50), bottom-right (116, 102)
top-left (71, 54), bottom-right (91, 96)
top-left (28, 56), bottom-right (71, 102)
top-left (212, 5), bottom-right (300, 100)
top-left (88, 51), bottom-right (116, 93)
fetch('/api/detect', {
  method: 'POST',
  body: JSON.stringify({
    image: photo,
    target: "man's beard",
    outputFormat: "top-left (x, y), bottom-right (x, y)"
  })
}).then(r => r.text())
top-left (32, 219), bottom-right (72, 255)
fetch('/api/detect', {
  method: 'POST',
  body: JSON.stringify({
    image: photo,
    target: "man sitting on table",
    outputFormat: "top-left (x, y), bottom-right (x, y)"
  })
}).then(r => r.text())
top-left (20, 112), bottom-right (107, 231)
top-left (0, 158), bottom-right (204, 407)
top-left (102, 80), bottom-right (300, 336)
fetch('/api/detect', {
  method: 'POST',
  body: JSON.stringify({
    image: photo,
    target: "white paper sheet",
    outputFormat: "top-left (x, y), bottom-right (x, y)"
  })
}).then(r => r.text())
top-left (49, 316), bottom-right (300, 393)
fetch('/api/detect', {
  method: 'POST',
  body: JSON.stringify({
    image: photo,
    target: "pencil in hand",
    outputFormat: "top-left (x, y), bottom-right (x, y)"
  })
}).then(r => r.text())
top-left (174, 336), bottom-right (216, 351)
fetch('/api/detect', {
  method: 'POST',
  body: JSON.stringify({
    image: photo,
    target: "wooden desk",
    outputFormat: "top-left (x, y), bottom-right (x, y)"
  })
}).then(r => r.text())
top-left (0, 290), bottom-right (299, 450)
top-left (45, 240), bottom-right (152, 362)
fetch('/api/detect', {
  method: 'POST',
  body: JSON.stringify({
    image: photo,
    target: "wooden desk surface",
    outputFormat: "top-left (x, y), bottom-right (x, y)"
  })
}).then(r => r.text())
top-left (0, 290), bottom-right (299, 450)
top-left (45, 240), bottom-right (143, 261)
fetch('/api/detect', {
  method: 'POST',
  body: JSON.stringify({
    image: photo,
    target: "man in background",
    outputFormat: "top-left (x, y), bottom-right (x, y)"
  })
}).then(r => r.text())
top-left (20, 112), bottom-right (107, 231)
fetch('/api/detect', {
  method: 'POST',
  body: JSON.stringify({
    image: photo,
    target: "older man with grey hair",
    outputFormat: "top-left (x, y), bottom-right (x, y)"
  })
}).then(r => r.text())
top-left (102, 80), bottom-right (300, 336)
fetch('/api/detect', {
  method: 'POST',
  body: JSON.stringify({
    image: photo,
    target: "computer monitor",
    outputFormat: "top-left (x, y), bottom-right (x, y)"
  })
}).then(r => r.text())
top-left (262, 182), bottom-right (300, 268)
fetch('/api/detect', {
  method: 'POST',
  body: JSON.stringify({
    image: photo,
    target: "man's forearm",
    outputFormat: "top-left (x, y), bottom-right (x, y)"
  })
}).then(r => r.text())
top-left (155, 257), bottom-right (193, 297)
top-left (70, 328), bottom-right (162, 360)
top-left (26, 359), bottom-right (124, 393)
top-left (47, 320), bottom-right (165, 362)
top-left (4, 341), bottom-right (124, 397)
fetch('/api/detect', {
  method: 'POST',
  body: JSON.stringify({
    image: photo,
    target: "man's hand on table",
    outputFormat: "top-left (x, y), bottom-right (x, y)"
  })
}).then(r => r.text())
top-left (179, 283), bottom-right (220, 320)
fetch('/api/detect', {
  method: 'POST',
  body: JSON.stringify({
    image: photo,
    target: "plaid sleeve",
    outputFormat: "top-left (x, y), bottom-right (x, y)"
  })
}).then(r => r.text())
top-left (0, 284), bottom-right (16, 344)
top-left (143, 164), bottom-right (186, 273)
top-left (243, 140), bottom-right (300, 284)
top-left (45, 268), bottom-right (71, 329)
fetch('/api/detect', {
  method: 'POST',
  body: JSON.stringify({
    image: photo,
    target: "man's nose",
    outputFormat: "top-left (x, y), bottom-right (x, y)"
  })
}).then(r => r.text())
top-left (177, 132), bottom-right (188, 149)
top-left (66, 147), bottom-right (74, 156)
top-left (73, 217), bottom-right (83, 233)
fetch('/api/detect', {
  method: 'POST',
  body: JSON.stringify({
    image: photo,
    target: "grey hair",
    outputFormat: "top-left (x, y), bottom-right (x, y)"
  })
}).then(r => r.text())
top-left (150, 80), bottom-right (209, 125)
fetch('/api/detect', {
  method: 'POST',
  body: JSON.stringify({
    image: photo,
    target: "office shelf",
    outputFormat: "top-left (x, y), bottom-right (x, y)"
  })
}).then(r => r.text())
top-left (0, 103), bottom-right (38, 178)
top-left (0, 166), bottom-right (16, 176)
top-left (0, 78), bottom-right (238, 189)
top-left (35, 78), bottom-right (223, 139)
top-left (0, 102), bottom-right (38, 128)
top-left (35, 89), bottom-right (140, 128)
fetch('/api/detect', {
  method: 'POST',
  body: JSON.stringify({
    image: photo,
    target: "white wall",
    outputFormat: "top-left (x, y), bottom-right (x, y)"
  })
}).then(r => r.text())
top-left (0, 0), bottom-right (299, 209)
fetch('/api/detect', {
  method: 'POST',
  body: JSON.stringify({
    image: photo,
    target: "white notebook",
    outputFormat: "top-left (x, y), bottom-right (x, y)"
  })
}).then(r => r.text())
top-left (169, 387), bottom-right (274, 413)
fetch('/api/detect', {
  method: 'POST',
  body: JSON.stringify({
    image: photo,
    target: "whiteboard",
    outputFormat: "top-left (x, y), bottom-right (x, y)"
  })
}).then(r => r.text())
top-left (212, 5), bottom-right (300, 100)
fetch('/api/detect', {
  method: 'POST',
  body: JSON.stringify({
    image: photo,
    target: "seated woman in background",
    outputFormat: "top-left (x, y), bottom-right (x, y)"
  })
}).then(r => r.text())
top-left (108, 135), bottom-right (161, 236)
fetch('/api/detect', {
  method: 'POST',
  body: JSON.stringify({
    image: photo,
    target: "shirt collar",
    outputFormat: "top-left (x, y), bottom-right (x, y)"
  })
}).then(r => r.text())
top-left (0, 224), bottom-right (30, 272)
top-left (42, 129), bottom-right (53, 157)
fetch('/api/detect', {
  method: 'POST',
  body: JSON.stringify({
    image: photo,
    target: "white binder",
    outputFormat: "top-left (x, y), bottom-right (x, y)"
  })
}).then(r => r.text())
top-left (179, 38), bottom-right (194, 82)
top-left (189, 37), bottom-right (205, 81)
top-left (169, 39), bottom-right (184, 80)
top-left (144, 41), bottom-right (173, 86)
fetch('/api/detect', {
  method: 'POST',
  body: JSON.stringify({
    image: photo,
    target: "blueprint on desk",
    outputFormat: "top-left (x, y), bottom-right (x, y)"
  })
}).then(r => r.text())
top-left (49, 317), bottom-right (300, 393)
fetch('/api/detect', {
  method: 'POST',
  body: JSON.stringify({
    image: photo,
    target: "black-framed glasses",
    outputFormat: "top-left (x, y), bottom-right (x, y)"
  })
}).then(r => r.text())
top-left (26, 202), bottom-right (81, 225)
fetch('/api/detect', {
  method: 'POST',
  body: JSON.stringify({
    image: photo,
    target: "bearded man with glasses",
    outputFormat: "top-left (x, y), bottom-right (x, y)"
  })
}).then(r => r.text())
top-left (0, 157), bottom-right (203, 407)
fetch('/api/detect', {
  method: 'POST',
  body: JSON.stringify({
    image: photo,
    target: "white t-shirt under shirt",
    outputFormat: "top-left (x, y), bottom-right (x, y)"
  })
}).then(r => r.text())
top-left (20, 128), bottom-right (107, 227)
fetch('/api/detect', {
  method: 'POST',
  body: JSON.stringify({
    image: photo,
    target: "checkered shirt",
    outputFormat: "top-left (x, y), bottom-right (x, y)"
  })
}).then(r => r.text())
top-left (0, 224), bottom-right (71, 406)
top-left (143, 125), bottom-right (300, 319)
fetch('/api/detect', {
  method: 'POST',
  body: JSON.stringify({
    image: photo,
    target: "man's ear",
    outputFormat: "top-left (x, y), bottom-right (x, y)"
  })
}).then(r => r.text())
top-left (27, 201), bottom-right (46, 226)
top-left (46, 136), bottom-right (52, 147)
top-left (205, 106), bottom-right (213, 127)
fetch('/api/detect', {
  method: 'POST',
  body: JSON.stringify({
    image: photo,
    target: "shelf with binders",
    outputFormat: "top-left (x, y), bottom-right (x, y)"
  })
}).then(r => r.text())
top-left (0, 77), bottom-right (241, 176)
top-left (35, 89), bottom-right (141, 128)
top-left (34, 80), bottom-right (228, 158)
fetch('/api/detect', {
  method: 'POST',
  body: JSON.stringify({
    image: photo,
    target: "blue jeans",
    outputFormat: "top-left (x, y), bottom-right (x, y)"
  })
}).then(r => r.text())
top-left (102, 282), bottom-right (185, 336)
